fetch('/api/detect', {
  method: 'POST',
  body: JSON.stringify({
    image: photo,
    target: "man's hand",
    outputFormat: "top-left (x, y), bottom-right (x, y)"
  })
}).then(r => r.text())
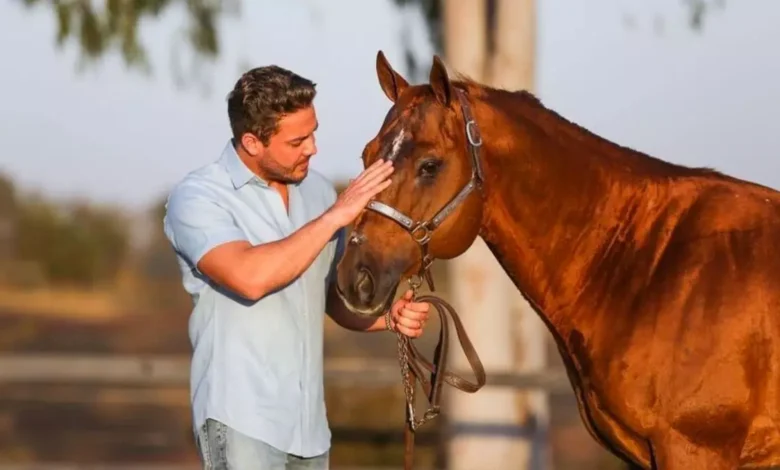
top-left (324, 159), bottom-right (393, 228)
top-left (388, 289), bottom-right (431, 338)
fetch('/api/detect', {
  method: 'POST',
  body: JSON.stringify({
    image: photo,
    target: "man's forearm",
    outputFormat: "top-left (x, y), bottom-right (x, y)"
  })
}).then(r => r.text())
top-left (236, 212), bottom-right (341, 299)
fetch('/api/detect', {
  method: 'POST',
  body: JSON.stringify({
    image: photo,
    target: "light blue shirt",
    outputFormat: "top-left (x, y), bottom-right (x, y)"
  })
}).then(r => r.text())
top-left (163, 140), bottom-right (344, 457)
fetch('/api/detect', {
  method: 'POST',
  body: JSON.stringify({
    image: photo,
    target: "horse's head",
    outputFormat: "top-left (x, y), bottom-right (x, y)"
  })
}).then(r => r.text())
top-left (336, 51), bottom-right (485, 316)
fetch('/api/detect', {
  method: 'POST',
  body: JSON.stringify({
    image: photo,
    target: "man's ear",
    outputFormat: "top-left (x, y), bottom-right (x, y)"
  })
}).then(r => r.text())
top-left (376, 50), bottom-right (409, 103)
top-left (429, 55), bottom-right (453, 107)
top-left (240, 132), bottom-right (264, 157)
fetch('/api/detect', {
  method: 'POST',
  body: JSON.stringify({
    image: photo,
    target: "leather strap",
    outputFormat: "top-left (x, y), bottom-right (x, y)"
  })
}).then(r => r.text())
top-left (397, 293), bottom-right (486, 469)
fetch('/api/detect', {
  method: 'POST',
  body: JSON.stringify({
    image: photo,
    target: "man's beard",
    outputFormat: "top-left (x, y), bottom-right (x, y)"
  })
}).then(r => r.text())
top-left (260, 157), bottom-right (307, 184)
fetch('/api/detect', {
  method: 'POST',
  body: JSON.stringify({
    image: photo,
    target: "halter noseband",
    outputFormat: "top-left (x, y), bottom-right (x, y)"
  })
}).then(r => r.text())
top-left (350, 87), bottom-right (485, 291)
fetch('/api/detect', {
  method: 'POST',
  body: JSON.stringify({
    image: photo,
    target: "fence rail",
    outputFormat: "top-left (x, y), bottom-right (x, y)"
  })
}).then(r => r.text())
top-left (0, 354), bottom-right (571, 393)
top-left (0, 465), bottom-right (409, 470)
top-left (0, 354), bottom-right (571, 469)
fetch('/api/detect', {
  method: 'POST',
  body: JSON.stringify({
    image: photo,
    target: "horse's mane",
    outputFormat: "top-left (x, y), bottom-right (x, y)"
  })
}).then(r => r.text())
top-left (449, 75), bottom-right (726, 181)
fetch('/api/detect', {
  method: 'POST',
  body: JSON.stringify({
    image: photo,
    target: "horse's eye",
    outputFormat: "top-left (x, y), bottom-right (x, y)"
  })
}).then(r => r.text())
top-left (417, 159), bottom-right (442, 179)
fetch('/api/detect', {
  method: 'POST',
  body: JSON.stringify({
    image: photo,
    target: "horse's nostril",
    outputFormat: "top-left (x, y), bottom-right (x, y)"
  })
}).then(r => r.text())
top-left (355, 267), bottom-right (375, 304)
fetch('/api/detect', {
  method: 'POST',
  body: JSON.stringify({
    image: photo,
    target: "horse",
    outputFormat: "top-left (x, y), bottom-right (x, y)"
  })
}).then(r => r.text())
top-left (334, 50), bottom-right (780, 470)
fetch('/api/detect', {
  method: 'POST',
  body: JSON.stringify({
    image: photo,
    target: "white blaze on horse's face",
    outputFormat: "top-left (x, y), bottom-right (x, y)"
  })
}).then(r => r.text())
top-left (385, 127), bottom-right (406, 163)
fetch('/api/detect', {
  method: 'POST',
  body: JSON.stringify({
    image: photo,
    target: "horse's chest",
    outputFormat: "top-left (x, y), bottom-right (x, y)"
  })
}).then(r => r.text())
top-left (565, 331), bottom-right (654, 468)
top-left (578, 387), bottom-right (652, 467)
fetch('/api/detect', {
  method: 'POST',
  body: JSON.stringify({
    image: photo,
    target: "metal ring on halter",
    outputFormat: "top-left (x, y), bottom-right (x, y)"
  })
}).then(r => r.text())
top-left (348, 232), bottom-right (366, 246)
top-left (466, 120), bottom-right (483, 147)
top-left (410, 223), bottom-right (432, 245)
top-left (407, 275), bottom-right (423, 291)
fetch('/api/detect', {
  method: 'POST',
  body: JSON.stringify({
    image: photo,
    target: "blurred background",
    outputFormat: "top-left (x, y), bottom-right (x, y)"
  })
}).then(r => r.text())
top-left (0, 0), bottom-right (778, 469)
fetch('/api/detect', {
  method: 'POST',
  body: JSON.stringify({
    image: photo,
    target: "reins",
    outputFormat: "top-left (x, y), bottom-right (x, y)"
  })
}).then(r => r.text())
top-left (358, 86), bottom-right (488, 469)
top-left (392, 275), bottom-right (486, 470)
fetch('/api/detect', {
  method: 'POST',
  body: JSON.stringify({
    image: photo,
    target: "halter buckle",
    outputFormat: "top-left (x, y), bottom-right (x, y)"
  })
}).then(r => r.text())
top-left (466, 120), bottom-right (483, 147)
top-left (410, 223), bottom-right (432, 245)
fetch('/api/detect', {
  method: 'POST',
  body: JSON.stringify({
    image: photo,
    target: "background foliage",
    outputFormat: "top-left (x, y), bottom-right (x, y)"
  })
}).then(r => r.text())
top-left (17, 0), bottom-right (726, 83)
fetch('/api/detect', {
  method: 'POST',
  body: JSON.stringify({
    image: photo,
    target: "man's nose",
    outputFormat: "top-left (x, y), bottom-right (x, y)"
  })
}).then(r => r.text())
top-left (306, 140), bottom-right (317, 156)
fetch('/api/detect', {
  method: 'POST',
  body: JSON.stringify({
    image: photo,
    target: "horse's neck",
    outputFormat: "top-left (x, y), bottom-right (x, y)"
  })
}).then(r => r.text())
top-left (472, 90), bottom-right (650, 327)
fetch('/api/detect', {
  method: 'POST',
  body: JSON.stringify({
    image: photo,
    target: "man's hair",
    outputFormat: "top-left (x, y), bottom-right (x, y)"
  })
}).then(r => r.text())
top-left (227, 65), bottom-right (317, 145)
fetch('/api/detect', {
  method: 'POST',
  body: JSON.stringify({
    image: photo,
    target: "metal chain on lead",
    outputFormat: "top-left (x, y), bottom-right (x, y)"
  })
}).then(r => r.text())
top-left (395, 275), bottom-right (440, 431)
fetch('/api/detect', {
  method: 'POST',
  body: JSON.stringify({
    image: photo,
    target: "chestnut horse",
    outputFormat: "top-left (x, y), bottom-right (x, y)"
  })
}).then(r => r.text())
top-left (335, 50), bottom-right (780, 470)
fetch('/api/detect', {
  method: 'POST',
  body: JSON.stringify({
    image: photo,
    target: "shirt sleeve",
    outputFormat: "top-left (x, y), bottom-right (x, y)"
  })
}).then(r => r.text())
top-left (163, 183), bottom-right (248, 269)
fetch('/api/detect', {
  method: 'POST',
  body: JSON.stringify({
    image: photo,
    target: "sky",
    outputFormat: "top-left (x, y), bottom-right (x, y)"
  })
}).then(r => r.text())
top-left (0, 0), bottom-right (778, 211)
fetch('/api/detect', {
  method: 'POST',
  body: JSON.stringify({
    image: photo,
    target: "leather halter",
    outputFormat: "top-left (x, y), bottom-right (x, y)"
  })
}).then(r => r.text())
top-left (353, 87), bottom-right (485, 291)
top-left (351, 87), bottom-right (488, 470)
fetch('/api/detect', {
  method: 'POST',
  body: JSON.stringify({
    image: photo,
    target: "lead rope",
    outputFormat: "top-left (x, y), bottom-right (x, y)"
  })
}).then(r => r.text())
top-left (400, 277), bottom-right (424, 470)
top-left (387, 274), bottom-right (487, 470)
top-left (396, 277), bottom-right (439, 429)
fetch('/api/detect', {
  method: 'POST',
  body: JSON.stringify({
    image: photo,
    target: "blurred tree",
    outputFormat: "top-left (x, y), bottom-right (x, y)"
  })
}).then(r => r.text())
top-left (16, 0), bottom-right (240, 86)
top-left (132, 195), bottom-right (193, 311)
top-left (16, 0), bottom-right (725, 82)
top-left (685, 0), bottom-right (727, 29)
top-left (0, 173), bottom-right (16, 217)
top-left (13, 195), bottom-right (130, 287)
top-left (69, 202), bottom-right (131, 282)
top-left (0, 173), bottom-right (17, 267)
top-left (141, 195), bottom-right (181, 282)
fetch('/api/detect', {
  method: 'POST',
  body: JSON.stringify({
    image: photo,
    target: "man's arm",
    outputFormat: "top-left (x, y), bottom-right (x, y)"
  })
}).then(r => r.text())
top-left (164, 159), bottom-right (394, 301)
top-left (196, 214), bottom-right (341, 300)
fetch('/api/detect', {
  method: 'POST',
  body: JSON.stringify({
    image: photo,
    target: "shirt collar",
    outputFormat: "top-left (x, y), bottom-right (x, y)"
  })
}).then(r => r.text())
top-left (222, 139), bottom-right (259, 189)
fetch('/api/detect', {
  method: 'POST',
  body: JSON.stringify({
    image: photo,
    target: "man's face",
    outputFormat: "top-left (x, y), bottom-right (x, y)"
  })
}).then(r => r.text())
top-left (258, 105), bottom-right (319, 184)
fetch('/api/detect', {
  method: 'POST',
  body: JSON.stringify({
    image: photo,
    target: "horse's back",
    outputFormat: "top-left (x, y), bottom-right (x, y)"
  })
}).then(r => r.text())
top-left (643, 177), bottom-right (780, 465)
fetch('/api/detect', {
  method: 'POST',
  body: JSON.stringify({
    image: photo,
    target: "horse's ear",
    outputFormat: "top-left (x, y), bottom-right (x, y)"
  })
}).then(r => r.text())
top-left (376, 50), bottom-right (409, 103)
top-left (429, 55), bottom-right (452, 107)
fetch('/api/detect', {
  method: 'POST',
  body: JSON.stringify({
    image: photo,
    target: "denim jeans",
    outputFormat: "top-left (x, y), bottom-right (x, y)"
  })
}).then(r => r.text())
top-left (196, 418), bottom-right (329, 469)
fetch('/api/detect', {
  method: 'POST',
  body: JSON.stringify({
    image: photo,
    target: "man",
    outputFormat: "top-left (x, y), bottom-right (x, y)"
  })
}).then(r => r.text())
top-left (163, 65), bottom-right (430, 469)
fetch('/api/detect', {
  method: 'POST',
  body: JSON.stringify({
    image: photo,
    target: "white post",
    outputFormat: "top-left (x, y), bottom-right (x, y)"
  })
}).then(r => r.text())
top-left (441, 0), bottom-right (548, 469)
top-left (441, 1), bottom-right (527, 469)
top-left (489, 2), bottom-right (550, 467)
